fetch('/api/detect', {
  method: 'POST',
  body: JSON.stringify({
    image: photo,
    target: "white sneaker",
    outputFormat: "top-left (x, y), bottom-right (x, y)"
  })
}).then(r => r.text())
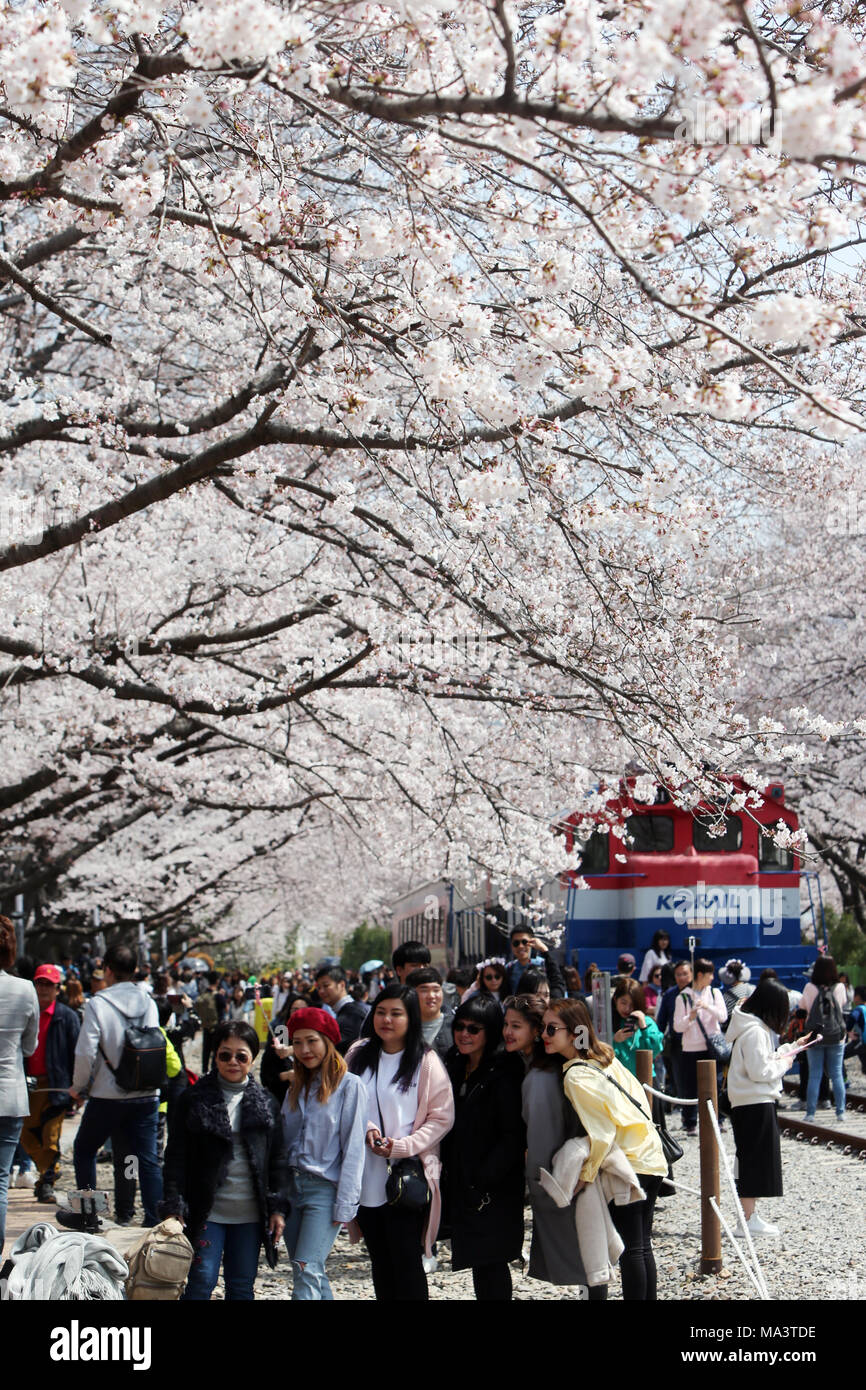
top-left (735, 1212), bottom-right (779, 1238)
top-left (422, 1254), bottom-right (439, 1274)
top-left (14, 1168), bottom-right (36, 1188)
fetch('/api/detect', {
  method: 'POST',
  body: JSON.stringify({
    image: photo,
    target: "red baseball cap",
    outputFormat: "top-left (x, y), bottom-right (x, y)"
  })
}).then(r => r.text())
top-left (286, 1006), bottom-right (341, 1048)
top-left (34, 964), bottom-right (62, 985)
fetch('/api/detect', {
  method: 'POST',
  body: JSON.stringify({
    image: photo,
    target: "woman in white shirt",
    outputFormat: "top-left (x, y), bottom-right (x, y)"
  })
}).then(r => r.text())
top-left (673, 958), bottom-right (727, 1136)
top-left (347, 984), bottom-right (454, 1300)
top-left (639, 930), bottom-right (672, 984)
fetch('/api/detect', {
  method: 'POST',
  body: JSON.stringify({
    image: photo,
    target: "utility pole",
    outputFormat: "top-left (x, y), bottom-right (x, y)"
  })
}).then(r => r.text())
top-left (13, 893), bottom-right (26, 958)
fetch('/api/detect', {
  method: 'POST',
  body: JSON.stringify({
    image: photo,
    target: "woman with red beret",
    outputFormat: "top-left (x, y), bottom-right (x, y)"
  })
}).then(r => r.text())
top-left (281, 1007), bottom-right (368, 1299)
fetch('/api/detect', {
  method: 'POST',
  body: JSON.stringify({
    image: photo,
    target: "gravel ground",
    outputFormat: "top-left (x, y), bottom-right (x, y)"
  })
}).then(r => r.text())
top-left (26, 1033), bottom-right (860, 1303)
top-left (222, 1115), bottom-right (866, 1302)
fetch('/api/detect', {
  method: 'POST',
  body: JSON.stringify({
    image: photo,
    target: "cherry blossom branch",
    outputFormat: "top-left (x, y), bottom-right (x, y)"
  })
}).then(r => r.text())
top-left (0, 248), bottom-right (113, 346)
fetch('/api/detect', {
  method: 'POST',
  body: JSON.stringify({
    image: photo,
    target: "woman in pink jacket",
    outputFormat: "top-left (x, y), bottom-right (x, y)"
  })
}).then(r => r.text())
top-left (347, 984), bottom-right (454, 1300)
top-left (673, 958), bottom-right (727, 1136)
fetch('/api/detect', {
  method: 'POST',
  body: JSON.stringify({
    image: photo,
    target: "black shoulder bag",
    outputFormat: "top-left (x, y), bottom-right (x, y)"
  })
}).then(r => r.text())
top-left (376, 1071), bottom-right (430, 1212)
top-left (571, 1061), bottom-right (683, 1168)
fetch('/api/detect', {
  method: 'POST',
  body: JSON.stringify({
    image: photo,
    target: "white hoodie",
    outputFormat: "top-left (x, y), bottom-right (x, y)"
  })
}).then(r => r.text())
top-left (725, 1005), bottom-right (798, 1108)
top-left (72, 981), bottom-right (160, 1100)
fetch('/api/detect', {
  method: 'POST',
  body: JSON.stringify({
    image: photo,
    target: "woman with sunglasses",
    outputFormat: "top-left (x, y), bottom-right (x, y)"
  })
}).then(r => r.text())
top-left (346, 984), bottom-right (454, 1300)
top-left (642, 966), bottom-right (664, 1014)
top-left (502, 994), bottom-right (603, 1297)
top-left (441, 995), bottom-right (526, 1299)
top-left (280, 1007), bottom-right (368, 1298)
top-left (542, 998), bottom-right (666, 1301)
top-left (162, 1021), bottom-right (289, 1301)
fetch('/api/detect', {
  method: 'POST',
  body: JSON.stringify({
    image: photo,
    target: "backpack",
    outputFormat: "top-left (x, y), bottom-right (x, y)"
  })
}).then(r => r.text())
top-left (123, 1219), bottom-right (193, 1300)
top-left (99, 995), bottom-right (168, 1091)
top-left (805, 985), bottom-right (846, 1046)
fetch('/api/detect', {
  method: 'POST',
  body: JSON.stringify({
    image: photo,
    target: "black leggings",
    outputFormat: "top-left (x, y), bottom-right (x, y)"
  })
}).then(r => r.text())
top-left (357, 1203), bottom-right (428, 1301)
top-left (472, 1262), bottom-right (512, 1300)
top-left (608, 1174), bottom-right (663, 1301)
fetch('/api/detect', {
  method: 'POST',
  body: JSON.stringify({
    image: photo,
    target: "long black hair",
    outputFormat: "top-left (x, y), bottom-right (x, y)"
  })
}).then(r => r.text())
top-left (740, 979), bottom-right (790, 1036)
top-left (348, 983), bottom-right (427, 1092)
top-left (650, 929), bottom-right (671, 955)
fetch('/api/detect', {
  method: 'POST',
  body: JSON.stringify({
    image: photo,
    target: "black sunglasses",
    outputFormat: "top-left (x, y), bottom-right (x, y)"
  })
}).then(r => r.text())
top-left (217, 1050), bottom-right (252, 1062)
top-left (453, 1022), bottom-right (484, 1035)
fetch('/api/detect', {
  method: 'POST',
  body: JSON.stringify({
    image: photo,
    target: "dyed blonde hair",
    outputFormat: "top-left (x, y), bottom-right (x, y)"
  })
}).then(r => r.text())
top-left (288, 1033), bottom-right (347, 1110)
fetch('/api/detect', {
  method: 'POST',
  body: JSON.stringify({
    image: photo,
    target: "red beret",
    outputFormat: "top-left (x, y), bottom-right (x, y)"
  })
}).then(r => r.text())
top-left (287, 1006), bottom-right (341, 1047)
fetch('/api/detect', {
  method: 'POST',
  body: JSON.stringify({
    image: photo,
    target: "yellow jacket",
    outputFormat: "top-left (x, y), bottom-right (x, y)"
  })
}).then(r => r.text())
top-left (562, 1056), bottom-right (667, 1185)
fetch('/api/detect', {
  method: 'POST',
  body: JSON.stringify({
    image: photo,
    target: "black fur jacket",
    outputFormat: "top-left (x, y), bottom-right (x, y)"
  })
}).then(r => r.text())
top-left (160, 1071), bottom-right (290, 1241)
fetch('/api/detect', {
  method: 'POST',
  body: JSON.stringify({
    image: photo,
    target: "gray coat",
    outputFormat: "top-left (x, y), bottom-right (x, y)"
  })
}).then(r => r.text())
top-left (522, 1064), bottom-right (588, 1286)
top-left (0, 972), bottom-right (39, 1118)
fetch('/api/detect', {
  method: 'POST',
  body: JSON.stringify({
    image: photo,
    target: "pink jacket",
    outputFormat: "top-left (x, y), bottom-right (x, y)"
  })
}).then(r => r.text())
top-left (346, 1044), bottom-right (455, 1257)
top-left (673, 986), bottom-right (727, 1052)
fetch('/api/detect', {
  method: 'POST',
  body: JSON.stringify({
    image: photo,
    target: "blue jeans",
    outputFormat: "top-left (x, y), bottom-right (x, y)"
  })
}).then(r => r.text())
top-left (284, 1172), bottom-right (341, 1300)
top-left (806, 1042), bottom-right (845, 1118)
top-left (73, 1097), bottom-right (162, 1225)
top-left (14, 1142), bottom-right (33, 1174)
top-left (182, 1220), bottom-right (262, 1301)
top-left (0, 1116), bottom-right (23, 1256)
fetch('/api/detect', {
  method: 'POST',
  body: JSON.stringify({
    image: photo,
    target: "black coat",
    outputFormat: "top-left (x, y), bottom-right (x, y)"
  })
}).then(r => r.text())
top-left (335, 997), bottom-right (369, 1054)
top-left (441, 1049), bottom-right (526, 1270)
top-left (41, 1001), bottom-right (81, 1108)
top-left (160, 1072), bottom-right (290, 1242)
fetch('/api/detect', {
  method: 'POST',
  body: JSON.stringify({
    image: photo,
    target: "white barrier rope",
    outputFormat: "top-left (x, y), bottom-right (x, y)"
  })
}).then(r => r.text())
top-left (704, 1097), bottom-right (771, 1300)
top-left (642, 1083), bottom-right (698, 1105)
top-left (709, 1196), bottom-right (765, 1300)
top-left (660, 1179), bottom-right (703, 1197)
top-left (638, 1079), bottom-right (772, 1297)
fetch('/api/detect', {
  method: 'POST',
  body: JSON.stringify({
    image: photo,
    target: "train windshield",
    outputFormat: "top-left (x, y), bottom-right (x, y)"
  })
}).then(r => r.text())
top-left (625, 815), bottom-right (674, 852)
top-left (759, 835), bottom-right (795, 871)
top-left (575, 830), bottom-right (609, 873)
top-left (692, 815), bottom-right (743, 852)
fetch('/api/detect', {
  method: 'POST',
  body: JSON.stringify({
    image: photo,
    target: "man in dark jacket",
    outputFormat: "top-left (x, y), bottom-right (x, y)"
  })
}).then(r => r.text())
top-left (406, 967), bottom-right (454, 1060)
top-left (314, 966), bottom-right (369, 1054)
top-left (504, 928), bottom-right (566, 998)
top-left (22, 964), bottom-right (80, 1202)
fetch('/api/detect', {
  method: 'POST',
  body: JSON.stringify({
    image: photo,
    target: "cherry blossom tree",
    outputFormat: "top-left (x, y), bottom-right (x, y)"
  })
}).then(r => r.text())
top-left (2, 0), bottom-right (866, 946)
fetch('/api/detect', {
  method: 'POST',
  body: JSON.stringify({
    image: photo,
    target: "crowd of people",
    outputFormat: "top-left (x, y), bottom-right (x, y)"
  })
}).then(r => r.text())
top-left (1, 913), bottom-right (864, 1302)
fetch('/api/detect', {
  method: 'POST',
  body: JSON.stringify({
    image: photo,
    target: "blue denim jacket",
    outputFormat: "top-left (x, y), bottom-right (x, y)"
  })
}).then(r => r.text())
top-left (280, 1070), bottom-right (367, 1223)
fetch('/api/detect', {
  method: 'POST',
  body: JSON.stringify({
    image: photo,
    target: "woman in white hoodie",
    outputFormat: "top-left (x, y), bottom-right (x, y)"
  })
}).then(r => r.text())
top-left (725, 978), bottom-right (814, 1238)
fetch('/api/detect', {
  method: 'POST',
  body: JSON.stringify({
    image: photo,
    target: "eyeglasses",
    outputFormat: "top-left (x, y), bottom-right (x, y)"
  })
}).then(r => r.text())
top-left (453, 1022), bottom-right (484, 1035)
top-left (542, 1023), bottom-right (567, 1037)
top-left (482, 973), bottom-right (501, 983)
top-left (512, 939), bottom-right (532, 947)
top-left (217, 1051), bottom-right (252, 1063)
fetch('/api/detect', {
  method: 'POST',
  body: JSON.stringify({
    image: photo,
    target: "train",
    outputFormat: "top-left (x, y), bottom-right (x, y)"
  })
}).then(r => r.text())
top-left (390, 777), bottom-right (825, 989)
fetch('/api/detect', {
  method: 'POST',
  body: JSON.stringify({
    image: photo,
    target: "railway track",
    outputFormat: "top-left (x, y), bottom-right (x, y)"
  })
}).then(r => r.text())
top-left (777, 1113), bottom-right (866, 1154)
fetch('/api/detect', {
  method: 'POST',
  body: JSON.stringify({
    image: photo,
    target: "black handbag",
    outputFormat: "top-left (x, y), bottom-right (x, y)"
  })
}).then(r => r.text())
top-left (692, 994), bottom-right (731, 1064)
top-left (571, 1062), bottom-right (683, 1166)
top-left (376, 1079), bottom-right (430, 1212)
top-left (262, 1225), bottom-right (279, 1269)
top-left (385, 1156), bottom-right (430, 1211)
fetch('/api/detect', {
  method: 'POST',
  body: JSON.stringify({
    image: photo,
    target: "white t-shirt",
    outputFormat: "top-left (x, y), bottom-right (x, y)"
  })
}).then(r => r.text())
top-left (358, 1049), bottom-right (421, 1208)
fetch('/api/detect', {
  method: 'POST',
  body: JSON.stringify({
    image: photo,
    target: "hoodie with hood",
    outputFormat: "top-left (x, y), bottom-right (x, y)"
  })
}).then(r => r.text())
top-left (725, 1005), bottom-right (798, 1108)
top-left (73, 981), bottom-right (160, 1100)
